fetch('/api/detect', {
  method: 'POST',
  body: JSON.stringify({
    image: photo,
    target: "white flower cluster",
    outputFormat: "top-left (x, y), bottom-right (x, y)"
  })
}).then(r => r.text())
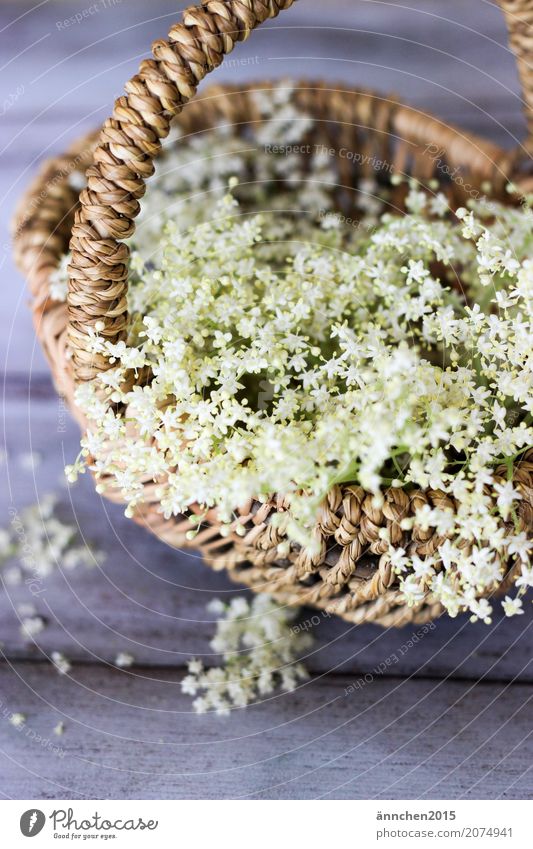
top-left (1, 495), bottom-right (105, 658)
top-left (0, 494), bottom-right (104, 589)
top-left (57, 86), bottom-right (532, 621)
top-left (181, 595), bottom-right (312, 715)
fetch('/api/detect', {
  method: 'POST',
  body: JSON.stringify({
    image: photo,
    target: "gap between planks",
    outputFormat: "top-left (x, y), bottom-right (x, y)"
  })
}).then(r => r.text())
top-left (1, 657), bottom-right (531, 688)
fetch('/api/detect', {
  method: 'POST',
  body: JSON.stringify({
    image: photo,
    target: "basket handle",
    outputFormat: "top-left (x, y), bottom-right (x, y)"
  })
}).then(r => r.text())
top-left (67, 0), bottom-right (296, 381)
top-left (499, 0), bottom-right (533, 151)
top-left (67, 0), bottom-right (532, 383)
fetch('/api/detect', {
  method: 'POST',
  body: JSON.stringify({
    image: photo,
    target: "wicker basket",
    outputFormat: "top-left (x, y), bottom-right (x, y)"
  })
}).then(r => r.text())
top-left (13, 0), bottom-right (533, 627)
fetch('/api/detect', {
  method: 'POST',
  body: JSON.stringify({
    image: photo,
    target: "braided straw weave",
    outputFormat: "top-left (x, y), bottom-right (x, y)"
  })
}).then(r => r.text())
top-left (13, 1), bottom-right (533, 626)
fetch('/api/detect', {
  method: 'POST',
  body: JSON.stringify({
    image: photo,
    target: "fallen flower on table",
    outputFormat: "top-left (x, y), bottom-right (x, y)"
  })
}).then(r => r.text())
top-left (114, 652), bottom-right (135, 668)
top-left (181, 594), bottom-right (313, 716)
top-left (50, 651), bottom-right (71, 676)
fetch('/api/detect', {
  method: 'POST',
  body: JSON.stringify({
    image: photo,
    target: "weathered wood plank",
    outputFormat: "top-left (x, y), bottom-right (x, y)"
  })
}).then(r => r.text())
top-left (1, 397), bottom-right (532, 681)
top-left (1, 0), bottom-right (524, 161)
top-left (0, 661), bottom-right (531, 799)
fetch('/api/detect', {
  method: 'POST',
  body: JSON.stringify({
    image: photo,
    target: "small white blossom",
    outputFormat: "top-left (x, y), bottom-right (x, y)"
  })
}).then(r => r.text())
top-left (51, 651), bottom-right (71, 676)
top-left (182, 595), bottom-right (312, 714)
top-left (114, 652), bottom-right (134, 668)
top-left (17, 451), bottom-right (42, 471)
top-left (494, 481), bottom-right (521, 520)
top-left (502, 596), bottom-right (524, 617)
top-left (20, 616), bottom-right (46, 638)
top-left (0, 496), bottom-right (104, 588)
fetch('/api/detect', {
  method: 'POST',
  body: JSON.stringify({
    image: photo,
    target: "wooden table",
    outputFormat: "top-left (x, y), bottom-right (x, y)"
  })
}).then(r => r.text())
top-left (1, 0), bottom-right (532, 799)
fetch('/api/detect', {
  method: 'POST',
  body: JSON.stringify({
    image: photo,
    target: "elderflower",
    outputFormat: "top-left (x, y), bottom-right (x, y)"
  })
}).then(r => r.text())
top-left (20, 616), bottom-right (46, 639)
top-left (17, 451), bottom-right (42, 471)
top-left (181, 595), bottom-right (313, 715)
top-left (55, 85), bottom-right (532, 623)
top-left (114, 652), bottom-right (134, 668)
top-left (51, 651), bottom-right (71, 675)
top-left (0, 495), bottom-right (105, 586)
top-left (502, 596), bottom-right (524, 617)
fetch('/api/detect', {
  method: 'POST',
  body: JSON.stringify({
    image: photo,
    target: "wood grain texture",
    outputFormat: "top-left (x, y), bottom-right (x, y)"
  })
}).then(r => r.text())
top-left (1, 662), bottom-right (532, 800)
top-left (1, 0), bottom-right (532, 801)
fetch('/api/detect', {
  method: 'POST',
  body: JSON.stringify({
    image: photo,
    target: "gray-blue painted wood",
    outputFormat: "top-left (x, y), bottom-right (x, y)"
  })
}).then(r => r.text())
top-left (1, 0), bottom-right (532, 801)
top-left (1, 662), bottom-right (532, 799)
